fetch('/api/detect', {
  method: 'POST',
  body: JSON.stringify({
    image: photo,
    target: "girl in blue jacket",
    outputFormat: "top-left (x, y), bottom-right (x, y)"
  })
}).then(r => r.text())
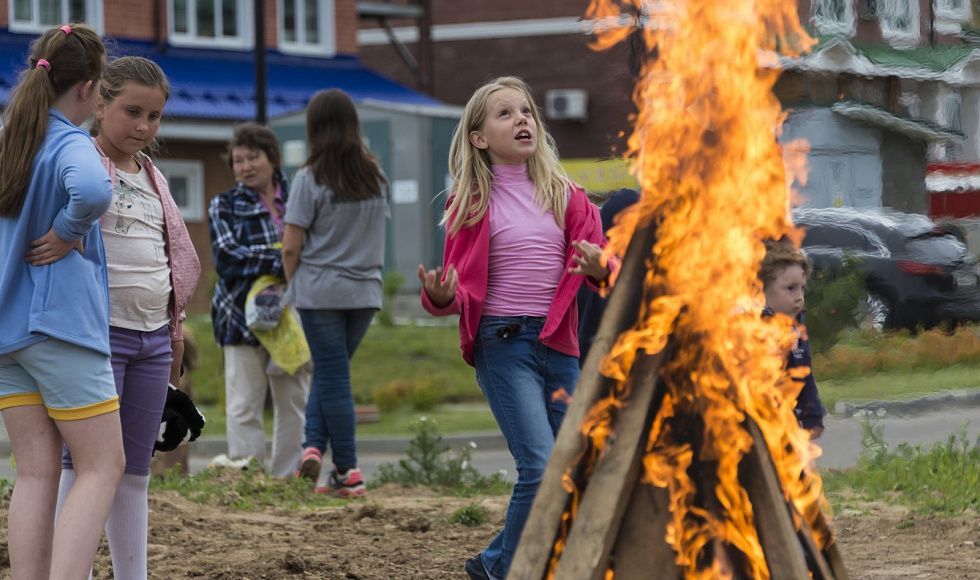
top-left (0, 24), bottom-right (126, 579)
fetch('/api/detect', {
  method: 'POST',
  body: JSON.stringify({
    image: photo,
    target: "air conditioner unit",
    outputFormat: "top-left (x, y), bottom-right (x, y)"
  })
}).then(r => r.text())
top-left (545, 89), bottom-right (589, 122)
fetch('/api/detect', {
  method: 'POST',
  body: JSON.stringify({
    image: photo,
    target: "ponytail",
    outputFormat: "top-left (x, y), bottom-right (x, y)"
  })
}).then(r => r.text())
top-left (0, 24), bottom-right (105, 217)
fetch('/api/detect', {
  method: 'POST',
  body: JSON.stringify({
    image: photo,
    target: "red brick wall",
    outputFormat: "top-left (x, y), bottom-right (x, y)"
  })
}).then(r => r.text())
top-left (158, 139), bottom-right (236, 314)
top-left (104, 0), bottom-right (156, 40)
top-left (360, 0), bottom-right (581, 29)
top-left (361, 32), bottom-right (634, 159)
top-left (64, 0), bottom-right (359, 52)
top-left (335, 0), bottom-right (358, 54)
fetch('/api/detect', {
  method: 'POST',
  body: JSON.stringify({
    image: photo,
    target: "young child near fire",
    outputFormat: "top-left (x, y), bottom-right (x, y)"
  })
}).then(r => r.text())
top-left (418, 76), bottom-right (612, 580)
top-left (760, 241), bottom-right (826, 437)
top-left (56, 56), bottom-right (204, 580)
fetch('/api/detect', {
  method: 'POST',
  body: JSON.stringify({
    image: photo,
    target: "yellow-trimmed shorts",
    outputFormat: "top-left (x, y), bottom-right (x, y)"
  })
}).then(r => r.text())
top-left (0, 338), bottom-right (118, 420)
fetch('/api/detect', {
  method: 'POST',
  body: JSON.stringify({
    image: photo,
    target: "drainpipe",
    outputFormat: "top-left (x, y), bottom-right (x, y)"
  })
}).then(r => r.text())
top-left (254, 0), bottom-right (267, 125)
top-left (417, 0), bottom-right (433, 93)
top-left (154, 0), bottom-right (165, 52)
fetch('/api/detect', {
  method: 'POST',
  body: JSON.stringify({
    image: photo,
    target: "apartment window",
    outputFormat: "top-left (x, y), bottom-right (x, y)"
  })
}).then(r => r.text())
top-left (279, 0), bottom-right (335, 56)
top-left (878, 0), bottom-right (919, 44)
top-left (169, 0), bottom-right (250, 49)
top-left (9, 0), bottom-right (102, 33)
top-left (939, 88), bottom-right (962, 133)
top-left (934, 0), bottom-right (970, 20)
top-left (811, 0), bottom-right (854, 36)
top-left (156, 160), bottom-right (205, 222)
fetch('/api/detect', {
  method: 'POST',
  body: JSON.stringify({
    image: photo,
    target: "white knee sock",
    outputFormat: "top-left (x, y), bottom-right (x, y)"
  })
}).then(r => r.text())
top-left (104, 473), bottom-right (150, 580)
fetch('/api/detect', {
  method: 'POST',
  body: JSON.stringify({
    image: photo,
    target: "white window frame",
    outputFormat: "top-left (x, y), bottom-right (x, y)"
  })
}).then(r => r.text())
top-left (168, 0), bottom-right (252, 50)
top-left (934, 0), bottom-right (971, 22)
top-left (878, 0), bottom-right (920, 47)
top-left (156, 159), bottom-right (206, 222)
top-left (810, 0), bottom-right (855, 37)
top-left (278, 0), bottom-right (336, 56)
top-left (938, 87), bottom-right (962, 133)
top-left (8, 0), bottom-right (103, 34)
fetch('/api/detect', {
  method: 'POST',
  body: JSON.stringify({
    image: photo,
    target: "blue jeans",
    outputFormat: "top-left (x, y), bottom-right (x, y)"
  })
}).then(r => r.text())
top-left (473, 316), bottom-right (579, 579)
top-left (297, 308), bottom-right (375, 472)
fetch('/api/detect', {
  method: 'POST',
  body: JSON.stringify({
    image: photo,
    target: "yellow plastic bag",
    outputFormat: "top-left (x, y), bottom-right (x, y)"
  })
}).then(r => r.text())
top-left (246, 275), bottom-right (311, 375)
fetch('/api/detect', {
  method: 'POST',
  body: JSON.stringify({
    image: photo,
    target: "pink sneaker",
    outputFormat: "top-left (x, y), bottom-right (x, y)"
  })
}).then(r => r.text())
top-left (297, 447), bottom-right (323, 483)
top-left (317, 467), bottom-right (367, 498)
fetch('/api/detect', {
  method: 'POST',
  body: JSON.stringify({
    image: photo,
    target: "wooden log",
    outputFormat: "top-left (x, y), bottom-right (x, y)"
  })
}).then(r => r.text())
top-left (797, 517), bottom-right (835, 580)
top-left (509, 218), bottom-right (659, 580)
top-left (741, 419), bottom-right (822, 579)
top-left (552, 349), bottom-right (668, 579)
top-left (822, 541), bottom-right (850, 580)
top-left (609, 473), bottom-right (683, 579)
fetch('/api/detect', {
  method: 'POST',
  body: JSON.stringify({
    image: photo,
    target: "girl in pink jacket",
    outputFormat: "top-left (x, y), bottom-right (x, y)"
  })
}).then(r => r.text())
top-left (419, 76), bottom-right (611, 580)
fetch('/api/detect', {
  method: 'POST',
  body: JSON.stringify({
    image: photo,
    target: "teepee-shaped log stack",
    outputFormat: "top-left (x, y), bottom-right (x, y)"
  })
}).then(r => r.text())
top-left (509, 219), bottom-right (849, 580)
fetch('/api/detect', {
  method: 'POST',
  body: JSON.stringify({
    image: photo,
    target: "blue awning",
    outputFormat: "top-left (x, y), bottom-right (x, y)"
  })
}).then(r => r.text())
top-left (0, 31), bottom-right (442, 120)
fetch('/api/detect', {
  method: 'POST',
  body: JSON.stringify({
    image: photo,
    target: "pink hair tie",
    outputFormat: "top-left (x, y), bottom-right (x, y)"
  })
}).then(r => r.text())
top-left (35, 59), bottom-right (50, 71)
top-left (60, 24), bottom-right (72, 35)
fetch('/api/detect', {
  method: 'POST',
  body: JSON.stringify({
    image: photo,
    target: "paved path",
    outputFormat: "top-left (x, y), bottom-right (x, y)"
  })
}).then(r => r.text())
top-left (0, 404), bottom-right (977, 483)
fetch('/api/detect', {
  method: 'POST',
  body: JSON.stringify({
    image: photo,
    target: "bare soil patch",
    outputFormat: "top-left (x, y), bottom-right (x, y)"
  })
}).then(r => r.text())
top-left (0, 487), bottom-right (976, 578)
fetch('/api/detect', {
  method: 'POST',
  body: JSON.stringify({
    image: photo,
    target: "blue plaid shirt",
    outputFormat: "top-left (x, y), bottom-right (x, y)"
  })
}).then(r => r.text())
top-left (208, 177), bottom-right (287, 347)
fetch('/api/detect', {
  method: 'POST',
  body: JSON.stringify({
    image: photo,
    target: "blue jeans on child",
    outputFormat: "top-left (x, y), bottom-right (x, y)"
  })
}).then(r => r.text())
top-left (297, 308), bottom-right (376, 472)
top-left (473, 316), bottom-right (579, 579)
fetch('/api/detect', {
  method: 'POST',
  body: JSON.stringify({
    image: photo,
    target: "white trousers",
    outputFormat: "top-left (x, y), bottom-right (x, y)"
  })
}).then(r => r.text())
top-left (223, 345), bottom-right (309, 478)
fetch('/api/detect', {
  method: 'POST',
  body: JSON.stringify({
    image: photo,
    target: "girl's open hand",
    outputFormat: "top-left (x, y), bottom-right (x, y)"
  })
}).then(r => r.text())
top-left (25, 227), bottom-right (83, 266)
top-left (418, 263), bottom-right (458, 308)
top-left (569, 240), bottom-right (609, 281)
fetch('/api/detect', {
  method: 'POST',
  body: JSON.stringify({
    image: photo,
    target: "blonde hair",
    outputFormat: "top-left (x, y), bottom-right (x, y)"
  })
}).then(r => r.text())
top-left (444, 76), bottom-right (570, 236)
top-left (759, 240), bottom-right (811, 287)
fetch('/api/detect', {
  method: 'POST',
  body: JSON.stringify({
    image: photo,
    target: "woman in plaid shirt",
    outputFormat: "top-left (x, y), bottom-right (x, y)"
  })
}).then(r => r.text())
top-left (208, 123), bottom-right (310, 478)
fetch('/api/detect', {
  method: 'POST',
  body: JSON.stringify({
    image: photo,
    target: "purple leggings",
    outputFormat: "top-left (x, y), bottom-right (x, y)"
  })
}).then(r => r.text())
top-left (63, 325), bottom-right (172, 476)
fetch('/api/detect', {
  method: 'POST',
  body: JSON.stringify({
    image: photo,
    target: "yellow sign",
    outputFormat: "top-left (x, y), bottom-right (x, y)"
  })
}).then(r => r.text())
top-left (562, 158), bottom-right (639, 194)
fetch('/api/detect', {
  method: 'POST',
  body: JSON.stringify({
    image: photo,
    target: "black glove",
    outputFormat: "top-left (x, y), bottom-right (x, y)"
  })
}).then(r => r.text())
top-left (154, 384), bottom-right (206, 453)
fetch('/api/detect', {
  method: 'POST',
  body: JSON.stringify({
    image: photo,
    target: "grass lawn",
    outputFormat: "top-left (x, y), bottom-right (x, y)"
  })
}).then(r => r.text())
top-left (818, 363), bottom-right (980, 411)
top-left (184, 316), bottom-right (980, 437)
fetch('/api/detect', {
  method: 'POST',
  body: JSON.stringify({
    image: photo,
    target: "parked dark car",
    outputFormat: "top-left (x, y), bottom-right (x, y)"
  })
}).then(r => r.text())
top-left (794, 207), bottom-right (980, 330)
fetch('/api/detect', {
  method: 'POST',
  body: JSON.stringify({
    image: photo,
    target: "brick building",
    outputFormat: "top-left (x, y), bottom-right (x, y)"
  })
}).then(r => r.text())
top-left (357, 1), bottom-right (639, 192)
top-left (359, 1), bottom-right (980, 215)
top-left (0, 0), bottom-right (442, 313)
top-left (779, 1), bottom-right (980, 214)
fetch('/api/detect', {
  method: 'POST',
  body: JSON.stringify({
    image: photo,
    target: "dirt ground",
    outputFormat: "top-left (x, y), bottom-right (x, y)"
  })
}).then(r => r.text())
top-left (0, 483), bottom-right (977, 579)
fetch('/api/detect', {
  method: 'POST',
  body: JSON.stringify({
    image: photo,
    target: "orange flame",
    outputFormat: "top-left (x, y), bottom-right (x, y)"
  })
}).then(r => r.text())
top-left (554, 0), bottom-right (830, 577)
top-left (551, 388), bottom-right (574, 405)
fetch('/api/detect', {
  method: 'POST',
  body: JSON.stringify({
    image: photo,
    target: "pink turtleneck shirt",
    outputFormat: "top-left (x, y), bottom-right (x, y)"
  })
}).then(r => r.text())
top-left (482, 164), bottom-right (567, 317)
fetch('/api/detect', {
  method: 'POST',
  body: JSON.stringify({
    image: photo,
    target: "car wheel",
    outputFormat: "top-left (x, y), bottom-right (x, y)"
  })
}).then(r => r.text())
top-left (855, 292), bottom-right (893, 332)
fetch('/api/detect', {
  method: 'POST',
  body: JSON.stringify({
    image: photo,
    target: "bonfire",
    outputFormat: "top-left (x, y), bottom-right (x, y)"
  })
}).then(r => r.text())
top-left (512, 1), bottom-right (846, 578)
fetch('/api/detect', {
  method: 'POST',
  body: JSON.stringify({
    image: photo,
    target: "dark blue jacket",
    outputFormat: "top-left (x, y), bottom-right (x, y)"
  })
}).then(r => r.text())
top-left (764, 307), bottom-right (827, 430)
top-left (577, 188), bottom-right (641, 364)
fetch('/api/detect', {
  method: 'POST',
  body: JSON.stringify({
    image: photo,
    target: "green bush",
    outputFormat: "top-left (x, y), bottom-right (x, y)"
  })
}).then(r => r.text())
top-left (378, 270), bottom-right (405, 327)
top-left (804, 255), bottom-right (866, 353)
top-left (409, 378), bottom-right (443, 411)
top-left (449, 503), bottom-right (490, 527)
top-left (376, 417), bottom-right (509, 495)
top-left (372, 378), bottom-right (447, 412)
top-left (823, 418), bottom-right (980, 515)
